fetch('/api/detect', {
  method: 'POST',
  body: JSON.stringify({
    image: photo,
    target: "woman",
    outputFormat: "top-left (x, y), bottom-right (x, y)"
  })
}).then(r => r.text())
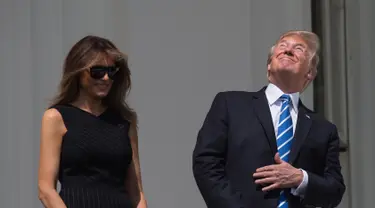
top-left (38, 35), bottom-right (147, 208)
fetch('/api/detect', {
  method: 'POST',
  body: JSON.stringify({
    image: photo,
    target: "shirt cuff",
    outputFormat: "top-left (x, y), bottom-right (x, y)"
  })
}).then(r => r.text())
top-left (290, 169), bottom-right (308, 197)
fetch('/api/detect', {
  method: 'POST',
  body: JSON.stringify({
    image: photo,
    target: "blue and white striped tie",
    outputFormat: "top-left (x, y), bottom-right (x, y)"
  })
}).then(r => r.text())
top-left (277, 94), bottom-right (294, 208)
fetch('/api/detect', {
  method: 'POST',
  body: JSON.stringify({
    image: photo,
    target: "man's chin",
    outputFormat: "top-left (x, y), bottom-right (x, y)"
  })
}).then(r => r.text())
top-left (277, 68), bottom-right (302, 78)
top-left (277, 66), bottom-right (296, 72)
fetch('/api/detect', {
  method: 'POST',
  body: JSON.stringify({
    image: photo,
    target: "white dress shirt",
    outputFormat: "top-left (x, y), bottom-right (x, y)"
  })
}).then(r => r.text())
top-left (265, 83), bottom-right (308, 197)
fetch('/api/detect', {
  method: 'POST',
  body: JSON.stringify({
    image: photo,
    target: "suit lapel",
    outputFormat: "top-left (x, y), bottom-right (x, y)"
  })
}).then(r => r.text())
top-left (253, 89), bottom-right (277, 156)
top-left (289, 104), bottom-right (312, 164)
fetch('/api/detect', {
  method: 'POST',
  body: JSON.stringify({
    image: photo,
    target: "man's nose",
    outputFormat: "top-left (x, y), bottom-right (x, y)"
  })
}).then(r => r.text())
top-left (283, 50), bottom-right (293, 56)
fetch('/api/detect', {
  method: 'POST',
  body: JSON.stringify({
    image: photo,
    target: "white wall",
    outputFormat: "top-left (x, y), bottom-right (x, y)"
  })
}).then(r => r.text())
top-left (0, 0), bottom-right (128, 207)
top-left (0, 1), bottom-right (313, 207)
top-left (0, 0), bottom-right (35, 207)
top-left (128, 1), bottom-right (312, 207)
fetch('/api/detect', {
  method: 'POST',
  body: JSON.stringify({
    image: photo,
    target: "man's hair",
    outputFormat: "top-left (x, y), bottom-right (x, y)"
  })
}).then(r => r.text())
top-left (267, 30), bottom-right (321, 72)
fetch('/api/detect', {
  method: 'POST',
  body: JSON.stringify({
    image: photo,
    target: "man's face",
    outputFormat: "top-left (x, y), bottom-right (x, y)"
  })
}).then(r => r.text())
top-left (268, 35), bottom-right (312, 89)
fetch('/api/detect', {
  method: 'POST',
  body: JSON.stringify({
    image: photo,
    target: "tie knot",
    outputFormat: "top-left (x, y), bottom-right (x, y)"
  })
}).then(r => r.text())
top-left (280, 94), bottom-right (291, 103)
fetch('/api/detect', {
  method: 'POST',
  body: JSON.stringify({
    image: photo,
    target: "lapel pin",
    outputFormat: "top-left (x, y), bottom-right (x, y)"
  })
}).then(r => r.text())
top-left (305, 114), bottom-right (310, 119)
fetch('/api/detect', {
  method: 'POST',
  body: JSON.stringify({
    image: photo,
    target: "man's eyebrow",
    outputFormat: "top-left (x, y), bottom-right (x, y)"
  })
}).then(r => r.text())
top-left (294, 43), bottom-right (307, 48)
top-left (279, 40), bottom-right (307, 47)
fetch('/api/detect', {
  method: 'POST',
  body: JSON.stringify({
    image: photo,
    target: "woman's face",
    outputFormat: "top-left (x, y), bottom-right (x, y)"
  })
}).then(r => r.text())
top-left (79, 55), bottom-right (118, 100)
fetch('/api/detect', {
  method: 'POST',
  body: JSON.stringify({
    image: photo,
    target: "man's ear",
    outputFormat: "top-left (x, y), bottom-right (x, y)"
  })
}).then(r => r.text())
top-left (307, 71), bottom-right (312, 79)
top-left (306, 67), bottom-right (317, 80)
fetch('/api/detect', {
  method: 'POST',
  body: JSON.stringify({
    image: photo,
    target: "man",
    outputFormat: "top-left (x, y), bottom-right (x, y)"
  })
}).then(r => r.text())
top-left (192, 30), bottom-right (345, 208)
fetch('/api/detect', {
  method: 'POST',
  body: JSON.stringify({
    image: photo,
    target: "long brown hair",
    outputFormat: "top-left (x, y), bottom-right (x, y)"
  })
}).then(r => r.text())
top-left (50, 35), bottom-right (137, 124)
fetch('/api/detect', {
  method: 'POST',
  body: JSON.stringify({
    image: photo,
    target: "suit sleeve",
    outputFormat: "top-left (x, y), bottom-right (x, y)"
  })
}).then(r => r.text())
top-left (192, 92), bottom-right (244, 208)
top-left (302, 125), bottom-right (346, 207)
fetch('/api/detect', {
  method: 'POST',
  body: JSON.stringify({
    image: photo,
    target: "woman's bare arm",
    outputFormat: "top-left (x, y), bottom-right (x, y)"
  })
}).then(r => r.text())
top-left (125, 122), bottom-right (147, 208)
top-left (38, 109), bottom-right (67, 208)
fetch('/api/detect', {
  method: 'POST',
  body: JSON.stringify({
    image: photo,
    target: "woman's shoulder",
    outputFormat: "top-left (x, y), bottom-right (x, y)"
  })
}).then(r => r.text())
top-left (41, 108), bottom-right (64, 128)
top-left (48, 103), bottom-right (79, 115)
top-left (40, 108), bottom-right (67, 140)
top-left (46, 103), bottom-right (78, 124)
top-left (43, 108), bottom-right (62, 119)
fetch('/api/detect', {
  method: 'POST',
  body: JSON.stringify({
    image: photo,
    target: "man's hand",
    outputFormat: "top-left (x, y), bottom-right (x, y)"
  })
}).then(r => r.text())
top-left (253, 153), bottom-right (303, 192)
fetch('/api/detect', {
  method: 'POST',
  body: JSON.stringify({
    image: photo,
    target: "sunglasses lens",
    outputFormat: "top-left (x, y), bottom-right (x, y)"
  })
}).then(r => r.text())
top-left (90, 67), bottom-right (106, 79)
top-left (107, 67), bottom-right (119, 79)
top-left (89, 66), bottom-right (119, 80)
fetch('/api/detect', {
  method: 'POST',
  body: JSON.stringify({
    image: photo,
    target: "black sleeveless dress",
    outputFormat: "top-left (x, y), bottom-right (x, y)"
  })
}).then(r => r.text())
top-left (52, 104), bottom-right (133, 208)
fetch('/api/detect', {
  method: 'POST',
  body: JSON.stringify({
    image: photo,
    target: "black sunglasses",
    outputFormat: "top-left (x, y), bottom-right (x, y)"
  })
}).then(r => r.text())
top-left (89, 65), bottom-right (119, 80)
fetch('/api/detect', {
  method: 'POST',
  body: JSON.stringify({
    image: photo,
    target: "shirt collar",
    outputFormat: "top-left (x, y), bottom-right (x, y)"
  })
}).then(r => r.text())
top-left (265, 83), bottom-right (300, 111)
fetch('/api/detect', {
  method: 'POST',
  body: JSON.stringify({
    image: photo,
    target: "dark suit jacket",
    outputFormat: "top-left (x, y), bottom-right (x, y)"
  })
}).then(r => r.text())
top-left (192, 89), bottom-right (345, 208)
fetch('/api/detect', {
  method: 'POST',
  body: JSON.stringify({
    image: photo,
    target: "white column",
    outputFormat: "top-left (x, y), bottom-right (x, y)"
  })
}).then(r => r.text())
top-left (346, 0), bottom-right (375, 207)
